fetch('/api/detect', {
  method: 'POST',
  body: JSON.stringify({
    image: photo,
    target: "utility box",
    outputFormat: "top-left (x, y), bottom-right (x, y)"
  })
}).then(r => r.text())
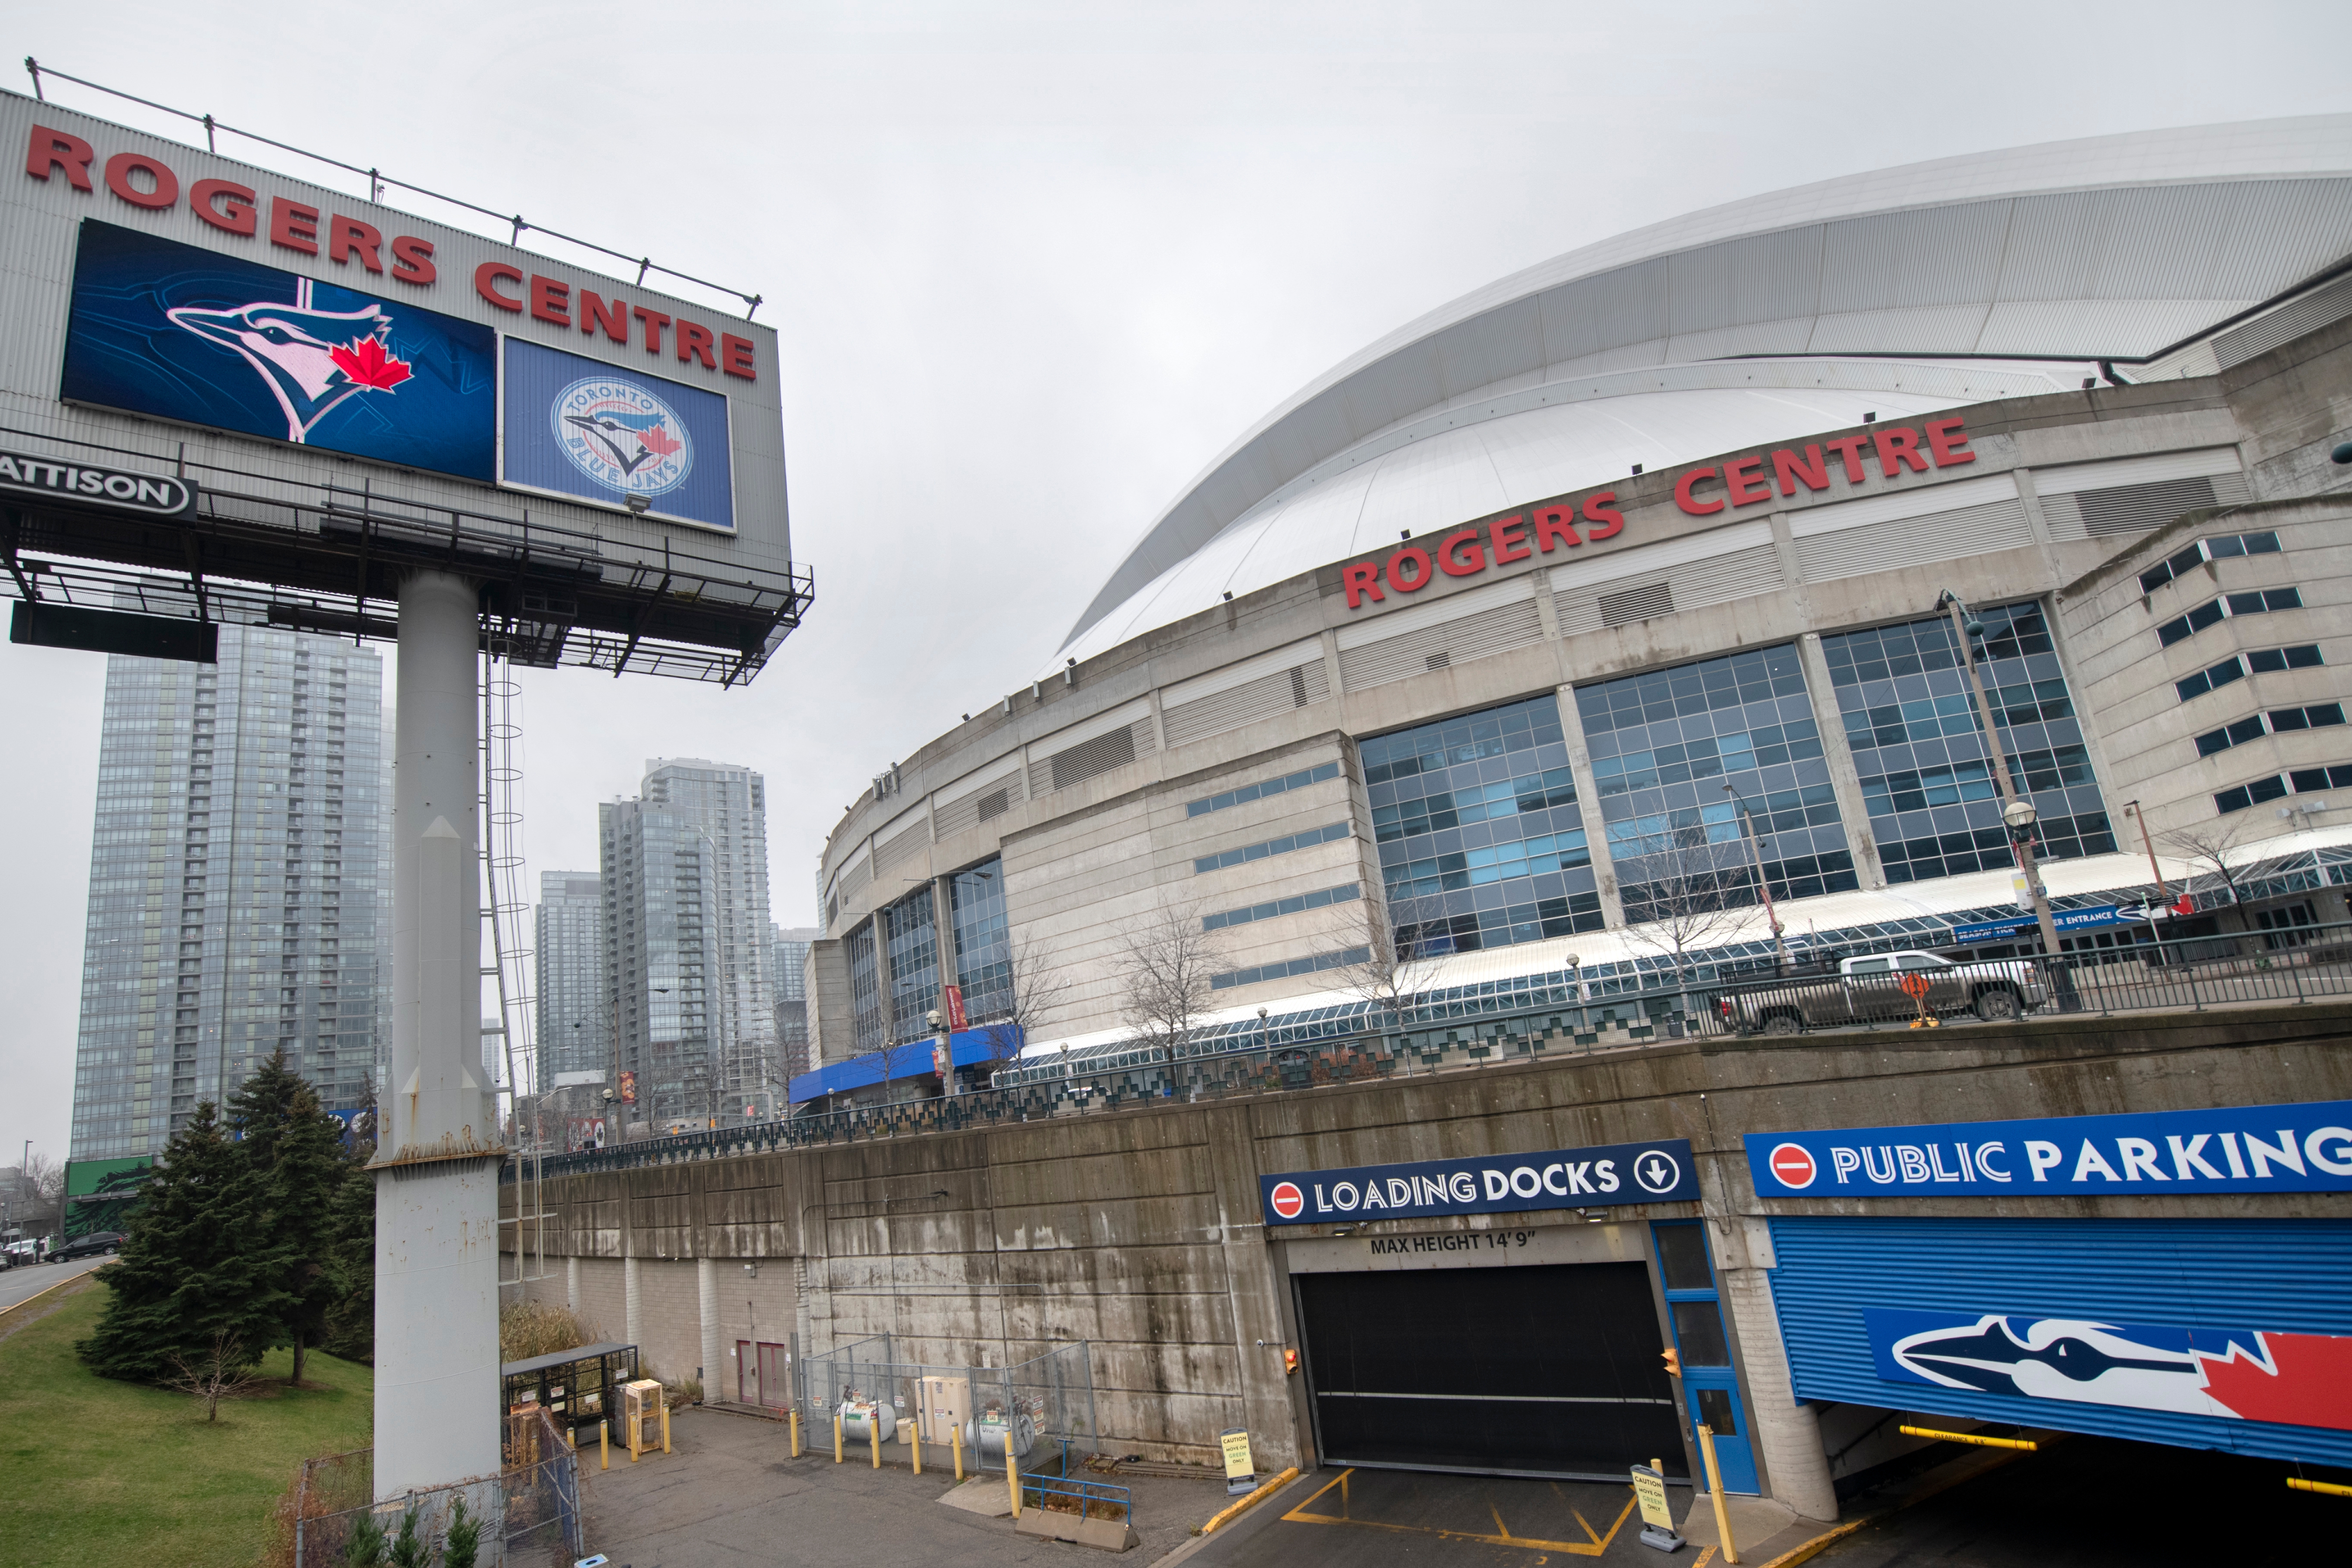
top-left (622, 1378), bottom-right (669, 1460)
top-left (918, 1375), bottom-right (971, 1445)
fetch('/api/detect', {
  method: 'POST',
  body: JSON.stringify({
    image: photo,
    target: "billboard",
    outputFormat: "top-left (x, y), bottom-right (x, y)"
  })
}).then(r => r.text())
top-left (501, 337), bottom-right (735, 531)
top-left (61, 220), bottom-right (497, 482)
top-left (63, 1154), bottom-right (153, 1237)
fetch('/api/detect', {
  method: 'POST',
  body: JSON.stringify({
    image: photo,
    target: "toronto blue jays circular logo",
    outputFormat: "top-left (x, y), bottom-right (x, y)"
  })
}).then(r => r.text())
top-left (550, 377), bottom-right (693, 501)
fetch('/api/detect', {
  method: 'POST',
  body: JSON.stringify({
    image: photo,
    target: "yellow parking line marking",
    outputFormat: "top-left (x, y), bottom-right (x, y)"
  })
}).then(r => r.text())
top-left (1283, 1480), bottom-right (1637, 1557)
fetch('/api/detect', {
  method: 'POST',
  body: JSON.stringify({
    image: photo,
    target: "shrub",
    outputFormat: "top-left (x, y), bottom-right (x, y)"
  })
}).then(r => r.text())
top-left (498, 1300), bottom-right (591, 1364)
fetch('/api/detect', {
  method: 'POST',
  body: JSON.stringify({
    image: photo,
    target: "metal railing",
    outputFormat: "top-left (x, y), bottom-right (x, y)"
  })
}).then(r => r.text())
top-left (517, 919), bottom-right (2352, 1178)
top-left (289, 1409), bottom-right (582, 1568)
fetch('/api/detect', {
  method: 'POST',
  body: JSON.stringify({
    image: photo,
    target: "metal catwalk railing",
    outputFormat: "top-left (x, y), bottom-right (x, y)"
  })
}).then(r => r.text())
top-left (514, 920), bottom-right (2352, 1180)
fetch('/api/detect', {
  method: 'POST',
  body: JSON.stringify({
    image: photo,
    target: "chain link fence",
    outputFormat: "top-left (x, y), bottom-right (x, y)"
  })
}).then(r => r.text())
top-left (289, 1408), bottom-right (582, 1568)
top-left (799, 1334), bottom-right (1098, 1478)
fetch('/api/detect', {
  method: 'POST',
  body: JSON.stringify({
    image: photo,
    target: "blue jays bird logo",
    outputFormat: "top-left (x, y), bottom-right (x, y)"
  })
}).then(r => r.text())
top-left (166, 277), bottom-right (413, 444)
top-left (550, 377), bottom-right (694, 501)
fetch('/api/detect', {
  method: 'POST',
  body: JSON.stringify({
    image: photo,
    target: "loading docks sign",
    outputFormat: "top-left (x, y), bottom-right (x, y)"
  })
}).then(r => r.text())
top-left (1260, 1139), bottom-right (1697, 1226)
top-left (1746, 1099), bottom-right (2352, 1199)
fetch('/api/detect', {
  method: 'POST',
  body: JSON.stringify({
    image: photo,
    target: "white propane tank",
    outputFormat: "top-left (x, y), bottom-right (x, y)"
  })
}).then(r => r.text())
top-left (967, 1408), bottom-right (1036, 1461)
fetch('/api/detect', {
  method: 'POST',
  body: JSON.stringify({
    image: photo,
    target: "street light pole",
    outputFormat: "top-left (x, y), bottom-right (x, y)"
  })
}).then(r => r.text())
top-left (1723, 785), bottom-right (1789, 974)
top-left (1940, 593), bottom-right (2069, 992)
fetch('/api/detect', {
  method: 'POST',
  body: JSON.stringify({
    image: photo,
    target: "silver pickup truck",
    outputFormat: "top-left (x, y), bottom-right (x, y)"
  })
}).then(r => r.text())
top-left (1716, 949), bottom-right (2047, 1034)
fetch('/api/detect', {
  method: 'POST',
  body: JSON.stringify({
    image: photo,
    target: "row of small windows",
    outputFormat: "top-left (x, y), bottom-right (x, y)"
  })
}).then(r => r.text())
top-left (1202, 883), bottom-right (1361, 933)
top-left (1186, 762), bottom-right (1341, 817)
top-left (1361, 698), bottom-right (1563, 782)
top-left (1210, 946), bottom-right (1369, 992)
top-left (1400, 894), bottom-right (1607, 955)
top-left (2195, 704), bottom-right (2347, 757)
top-left (1576, 646), bottom-right (1807, 734)
top-left (1194, 821), bottom-right (1353, 875)
top-left (2217, 764), bottom-right (2352, 815)
top-left (2156, 587), bottom-right (2302, 646)
top-left (2139, 530), bottom-right (2281, 594)
top-left (2175, 644), bottom-right (2325, 702)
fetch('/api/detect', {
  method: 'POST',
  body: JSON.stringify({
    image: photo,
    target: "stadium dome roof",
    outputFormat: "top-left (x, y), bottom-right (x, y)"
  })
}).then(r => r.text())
top-left (1058, 114), bottom-right (2352, 667)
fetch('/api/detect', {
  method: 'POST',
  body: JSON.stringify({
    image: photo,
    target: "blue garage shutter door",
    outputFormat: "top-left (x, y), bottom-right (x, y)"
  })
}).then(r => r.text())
top-left (1766, 1216), bottom-right (2352, 1466)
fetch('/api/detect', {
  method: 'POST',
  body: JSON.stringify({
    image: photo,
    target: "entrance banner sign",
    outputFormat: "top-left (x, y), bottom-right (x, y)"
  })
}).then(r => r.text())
top-left (61, 220), bottom-right (496, 482)
top-left (1747, 1100), bottom-right (2352, 1199)
top-left (1260, 1139), bottom-right (1697, 1226)
top-left (1951, 905), bottom-right (2124, 945)
top-left (1866, 1307), bottom-right (2352, 1433)
top-left (501, 337), bottom-right (736, 532)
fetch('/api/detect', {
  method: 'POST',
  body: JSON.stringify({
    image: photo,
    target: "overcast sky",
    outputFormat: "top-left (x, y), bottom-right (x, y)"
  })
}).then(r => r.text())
top-left (3, 1), bottom-right (2346, 1169)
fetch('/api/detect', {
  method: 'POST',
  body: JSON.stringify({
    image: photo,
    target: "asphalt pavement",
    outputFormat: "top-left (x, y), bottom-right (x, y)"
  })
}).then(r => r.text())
top-left (1814, 1433), bottom-right (2349, 1568)
top-left (0, 1254), bottom-right (105, 1315)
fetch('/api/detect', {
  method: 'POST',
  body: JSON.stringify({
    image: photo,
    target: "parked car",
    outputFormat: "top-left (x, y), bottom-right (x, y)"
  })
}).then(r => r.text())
top-left (1716, 949), bottom-right (2047, 1034)
top-left (49, 1231), bottom-right (126, 1262)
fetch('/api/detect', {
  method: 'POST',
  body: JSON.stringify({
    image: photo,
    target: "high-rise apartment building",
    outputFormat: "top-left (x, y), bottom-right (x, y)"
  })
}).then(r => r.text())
top-left (601, 760), bottom-right (774, 1128)
top-left (772, 924), bottom-right (816, 1083)
top-left (70, 626), bottom-right (387, 1160)
top-left (535, 872), bottom-right (606, 1083)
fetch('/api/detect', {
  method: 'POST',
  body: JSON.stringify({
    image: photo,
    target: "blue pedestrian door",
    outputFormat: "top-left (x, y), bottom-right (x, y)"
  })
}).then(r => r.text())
top-left (1654, 1221), bottom-right (1759, 1494)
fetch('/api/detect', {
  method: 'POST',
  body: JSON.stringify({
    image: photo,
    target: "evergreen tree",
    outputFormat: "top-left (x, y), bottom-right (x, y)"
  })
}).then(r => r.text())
top-left (228, 1049), bottom-right (353, 1384)
top-left (79, 1101), bottom-right (292, 1382)
top-left (320, 1142), bottom-right (378, 1364)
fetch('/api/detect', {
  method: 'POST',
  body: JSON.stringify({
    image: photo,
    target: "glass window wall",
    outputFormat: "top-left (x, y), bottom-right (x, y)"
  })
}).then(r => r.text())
top-left (1576, 645), bottom-right (1856, 921)
top-left (1362, 694), bottom-right (1602, 955)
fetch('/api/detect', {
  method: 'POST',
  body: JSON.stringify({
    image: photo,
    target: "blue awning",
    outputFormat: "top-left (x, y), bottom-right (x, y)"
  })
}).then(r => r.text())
top-left (786, 1027), bottom-right (1021, 1105)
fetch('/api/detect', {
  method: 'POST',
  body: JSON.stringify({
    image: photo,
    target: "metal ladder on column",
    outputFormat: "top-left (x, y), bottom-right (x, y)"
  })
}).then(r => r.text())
top-left (482, 647), bottom-right (552, 1288)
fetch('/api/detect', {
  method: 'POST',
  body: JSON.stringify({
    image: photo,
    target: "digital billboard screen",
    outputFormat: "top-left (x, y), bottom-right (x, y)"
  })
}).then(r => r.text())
top-left (501, 337), bottom-right (736, 533)
top-left (59, 219), bottom-right (497, 482)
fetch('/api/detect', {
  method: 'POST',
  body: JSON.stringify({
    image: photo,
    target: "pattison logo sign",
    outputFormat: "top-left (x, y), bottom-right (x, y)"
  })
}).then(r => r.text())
top-left (1338, 416), bottom-right (1979, 610)
top-left (1260, 1139), bottom-right (1698, 1226)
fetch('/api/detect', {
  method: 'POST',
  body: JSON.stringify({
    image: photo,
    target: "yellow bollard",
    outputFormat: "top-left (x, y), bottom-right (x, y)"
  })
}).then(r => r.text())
top-left (790, 1408), bottom-right (802, 1459)
top-left (834, 1411), bottom-right (845, 1463)
top-left (661, 1398), bottom-right (672, 1455)
top-left (912, 1421), bottom-right (922, 1475)
top-left (1697, 1425), bottom-right (1739, 1565)
top-left (871, 1417), bottom-right (881, 1468)
top-left (952, 1424), bottom-right (964, 1482)
top-left (1006, 1446), bottom-right (1021, 1518)
top-left (599, 1420), bottom-right (609, 1472)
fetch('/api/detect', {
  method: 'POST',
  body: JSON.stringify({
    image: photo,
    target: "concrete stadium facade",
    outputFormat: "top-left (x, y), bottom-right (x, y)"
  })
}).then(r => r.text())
top-left (806, 117), bottom-right (2352, 1079)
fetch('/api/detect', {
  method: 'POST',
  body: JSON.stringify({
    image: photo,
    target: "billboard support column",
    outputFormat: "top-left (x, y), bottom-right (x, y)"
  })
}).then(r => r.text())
top-left (372, 568), bottom-right (503, 1499)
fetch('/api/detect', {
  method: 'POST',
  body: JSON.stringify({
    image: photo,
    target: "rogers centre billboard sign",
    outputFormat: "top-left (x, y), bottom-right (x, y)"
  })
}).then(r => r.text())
top-left (1340, 416), bottom-right (1977, 609)
top-left (4, 94), bottom-right (788, 553)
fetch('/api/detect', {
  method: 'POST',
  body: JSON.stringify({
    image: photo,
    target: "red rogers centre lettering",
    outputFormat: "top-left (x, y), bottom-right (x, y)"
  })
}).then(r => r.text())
top-left (1340, 416), bottom-right (1976, 610)
top-left (24, 123), bottom-right (757, 383)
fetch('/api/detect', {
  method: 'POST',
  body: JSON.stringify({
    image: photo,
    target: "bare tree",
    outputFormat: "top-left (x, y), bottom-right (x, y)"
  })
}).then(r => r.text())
top-left (1320, 889), bottom-right (1453, 1058)
top-left (1115, 902), bottom-right (1224, 1077)
top-left (2160, 818), bottom-right (2264, 910)
top-left (979, 927), bottom-right (1076, 1075)
top-left (1616, 843), bottom-right (1768, 1015)
top-left (164, 1333), bottom-right (263, 1423)
top-left (13, 1151), bottom-right (64, 1237)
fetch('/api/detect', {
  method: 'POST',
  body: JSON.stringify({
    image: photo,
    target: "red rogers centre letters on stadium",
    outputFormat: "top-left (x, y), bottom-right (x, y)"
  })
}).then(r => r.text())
top-left (23, 124), bottom-right (758, 384)
top-left (1339, 416), bottom-right (1977, 610)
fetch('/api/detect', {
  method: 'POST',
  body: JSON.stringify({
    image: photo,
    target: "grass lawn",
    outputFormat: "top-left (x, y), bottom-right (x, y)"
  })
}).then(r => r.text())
top-left (0, 1274), bottom-right (373, 1568)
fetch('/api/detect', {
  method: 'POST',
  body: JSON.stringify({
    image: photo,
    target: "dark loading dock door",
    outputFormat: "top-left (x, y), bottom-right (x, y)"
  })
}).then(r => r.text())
top-left (1296, 1260), bottom-right (1685, 1481)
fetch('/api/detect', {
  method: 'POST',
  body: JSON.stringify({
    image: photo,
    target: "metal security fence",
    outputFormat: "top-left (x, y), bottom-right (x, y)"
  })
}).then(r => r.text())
top-left (799, 1335), bottom-right (1098, 1478)
top-left (290, 1410), bottom-right (582, 1568)
top-left (519, 916), bottom-right (2352, 1179)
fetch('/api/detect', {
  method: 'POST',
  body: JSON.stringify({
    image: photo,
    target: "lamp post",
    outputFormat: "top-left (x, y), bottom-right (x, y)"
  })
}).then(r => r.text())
top-left (1939, 592), bottom-right (2072, 1006)
top-left (1722, 784), bottom-right (1790, 974)
top-left (928, 1007), bottom-right (954, 1097)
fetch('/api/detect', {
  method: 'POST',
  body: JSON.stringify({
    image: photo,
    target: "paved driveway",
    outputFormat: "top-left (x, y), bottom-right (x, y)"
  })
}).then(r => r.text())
top-left (0, 1255), bottom-right (104, 1316)
top-left (580, 1407), bottom-right (1229, 1568)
